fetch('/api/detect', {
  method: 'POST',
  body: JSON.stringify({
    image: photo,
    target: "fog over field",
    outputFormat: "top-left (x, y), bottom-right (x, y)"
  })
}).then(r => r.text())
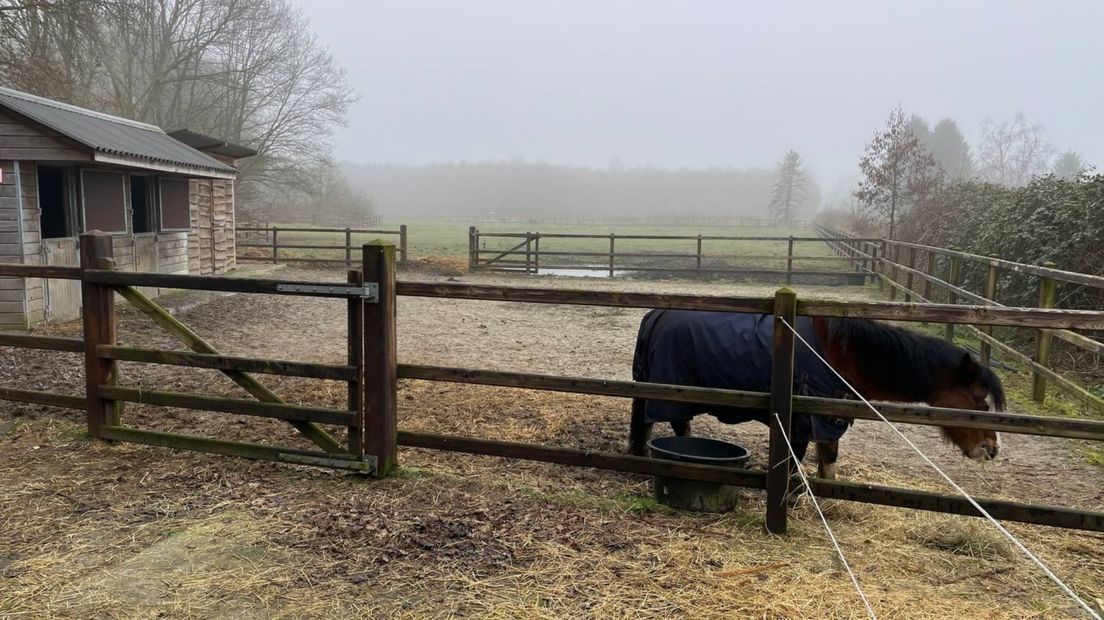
top-left (294, 0), bottom-right (1103, 218)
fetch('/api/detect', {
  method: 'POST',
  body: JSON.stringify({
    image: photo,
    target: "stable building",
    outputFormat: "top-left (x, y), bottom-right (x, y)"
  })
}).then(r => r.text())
top-left (0, 87), bottom-right (254, 328)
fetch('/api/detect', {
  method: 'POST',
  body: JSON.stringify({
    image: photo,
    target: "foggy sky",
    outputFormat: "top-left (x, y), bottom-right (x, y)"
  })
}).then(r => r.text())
top-left (296, 0), bottom-right (1103, 190)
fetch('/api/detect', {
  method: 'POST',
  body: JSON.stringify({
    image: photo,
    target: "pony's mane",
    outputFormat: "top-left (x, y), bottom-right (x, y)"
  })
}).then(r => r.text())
top-left (826, 318), bottom-right (1006, 409)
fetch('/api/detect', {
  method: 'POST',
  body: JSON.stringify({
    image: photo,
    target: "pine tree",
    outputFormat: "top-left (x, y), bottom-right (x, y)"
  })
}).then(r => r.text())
top-left (929, 119), bottom-right (974, 180)
top-left (1052, 151), bottom-right (1085, 179)
top-left (768, 150), bottom-right (808, 222)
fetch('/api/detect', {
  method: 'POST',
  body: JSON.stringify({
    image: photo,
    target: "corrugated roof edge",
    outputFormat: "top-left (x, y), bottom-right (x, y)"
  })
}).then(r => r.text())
top-left (0, 86), bottom-right (162, 133)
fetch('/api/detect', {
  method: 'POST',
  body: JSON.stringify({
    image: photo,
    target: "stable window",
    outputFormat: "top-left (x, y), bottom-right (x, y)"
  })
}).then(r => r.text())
top-left (81, 170), bottom-right (127, 233)
top-left (37, 165), bottom-right (76, 239)
top-left (130, 175), bottom-right (157, 233)
top-left (158, 177), bottom-right (191, 231)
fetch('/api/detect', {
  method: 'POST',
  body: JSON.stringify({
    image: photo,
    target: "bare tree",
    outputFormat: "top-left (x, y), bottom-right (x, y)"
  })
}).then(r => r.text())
top-left (767, 150), bottom-right (808, 222)
top-left (0, 0), bottom-right (355, 210)
top-left (853, 106), bottom-right (941, 239)
top-left (977, 114), bottom-right (1053, 186)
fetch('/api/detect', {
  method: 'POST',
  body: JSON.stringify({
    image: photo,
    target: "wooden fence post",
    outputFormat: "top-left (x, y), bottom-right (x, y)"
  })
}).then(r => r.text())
top-left (271, 226), bottom-right (279, 264)
top-left (889, 243), bottom-right (899, 302)
top-left (1033, 262), bottom-right (1057, 402)
top-left (80, 232), bottom-right (119, 438)
top-left (786, 236), bottom-right (794, 284)
top-left (344, 228), bottom-right (352, 267)
top-left (696, 235), bottom-right (703, 274)
top-left (609, 233), bottom-right (615, 277)
top-left (945, 255), bottom-right (961, 343)
top-left (468, 226), bottom-right (477, 272)
top-left (347, 269), bottom-right (365, 458)
top-left (904, 246), bottom-right (916, 303)
top-left (923, 250), bottom-right (935, 300)
top-left (362, 241), bottom-right (398, 476)
top-left (873, 243), bottom-right (882, 289)
top-left (529, 231), bottom-right (538, 272)
top-left (524, 232), bottom-right (532, 274)
top-left (766, 287), bottom-right (797, 535)
top-left (979, 261), bottom-right (999, 366)
top-left (399, 224), bottom-right (408, 265)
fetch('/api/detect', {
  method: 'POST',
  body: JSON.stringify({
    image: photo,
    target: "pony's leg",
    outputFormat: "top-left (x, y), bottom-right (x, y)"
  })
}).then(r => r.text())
top-left (671, 418), bottom-right (692, 437)
top-left (815, 441), bottom-right (839, 479)
top-left (629, 398), bottom-right (653, 456)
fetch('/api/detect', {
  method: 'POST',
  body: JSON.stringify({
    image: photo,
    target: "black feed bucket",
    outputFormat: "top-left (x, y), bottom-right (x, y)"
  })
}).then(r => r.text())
top-left (647, 436), bottom-right (750, 512)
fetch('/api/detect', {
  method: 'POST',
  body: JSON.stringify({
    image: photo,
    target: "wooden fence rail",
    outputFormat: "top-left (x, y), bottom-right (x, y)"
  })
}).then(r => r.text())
top-left (816, 224), bottom-right (1104, 412)
top-left (236, 225), bottom-right (408, 267)
top-left (1, 234), bottom-right (1104, 533)
top-left (467, 227), bottom-right (878, 283)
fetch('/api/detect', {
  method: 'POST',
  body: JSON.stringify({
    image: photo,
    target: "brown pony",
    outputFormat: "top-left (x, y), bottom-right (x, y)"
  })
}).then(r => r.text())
top-left (629, 311), bottom-right (1006, 479)
top-left (808, 316), bottom-right (1004, 479)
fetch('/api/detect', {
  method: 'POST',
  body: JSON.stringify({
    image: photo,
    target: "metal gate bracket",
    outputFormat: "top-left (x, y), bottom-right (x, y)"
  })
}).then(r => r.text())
top-left (276, 282), bottom-right (380, 302)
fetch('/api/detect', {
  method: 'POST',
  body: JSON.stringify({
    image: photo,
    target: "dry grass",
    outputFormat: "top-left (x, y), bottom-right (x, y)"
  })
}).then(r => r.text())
top-left (2, 381), bottom-right (1101, 619)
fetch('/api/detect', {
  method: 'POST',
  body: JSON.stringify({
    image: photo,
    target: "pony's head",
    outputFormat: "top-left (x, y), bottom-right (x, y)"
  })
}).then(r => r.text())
top-left (929, 353), bottom-right (1005, 462)
top-left (818, 317), bottom-right (1006, 463)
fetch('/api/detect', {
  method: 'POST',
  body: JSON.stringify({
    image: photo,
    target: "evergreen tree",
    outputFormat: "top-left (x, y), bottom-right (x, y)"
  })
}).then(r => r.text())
top-left (768, 150), bottom-right (809, 222)
top-left (1052, 151), bottom-right (1085, 179)
top-left (929, 119), bottom-right (974, 180)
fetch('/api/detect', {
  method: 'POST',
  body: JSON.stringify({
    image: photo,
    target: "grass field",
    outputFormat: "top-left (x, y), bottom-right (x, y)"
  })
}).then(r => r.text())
top-left (237, 217), bottom-right (856, 274)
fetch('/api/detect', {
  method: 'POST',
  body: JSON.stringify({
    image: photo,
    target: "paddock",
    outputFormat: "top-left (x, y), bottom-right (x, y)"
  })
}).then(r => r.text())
top-left (0, 250), bottom-right (1102, 617)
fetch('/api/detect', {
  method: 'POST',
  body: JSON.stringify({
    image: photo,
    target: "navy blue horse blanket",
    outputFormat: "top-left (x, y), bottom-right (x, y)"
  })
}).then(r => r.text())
top-left (632, 310), bottom-right (852, 445)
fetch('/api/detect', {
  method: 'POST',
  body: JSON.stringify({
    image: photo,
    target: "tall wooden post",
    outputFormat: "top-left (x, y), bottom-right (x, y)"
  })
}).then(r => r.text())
top-left (344, 228), bottom-right (353, 267)
top-left (979, 261), bottom-right (999, 366)
top-left (766, 288), bottom-right (797, 535)
top-left (608, 233), bottom-right (615, 277)
top-left (696, 235), bottom-right (703, 274)
top-left (362, 241), bottom-right (398, 476)
top-left (1033, 262), bottom-right (1057, 402)
top-left (271, 226), bottom-right (279, 264)
top-left (529, 232), bottom-right (538, 273)
top-left (785, 236), bottom-right (794, 284)
top-left (889, 243), bottom-right (899, 302)
top-left (347, 269), bottom-right (365, 458)
top-left (524, 232), bottom-right (532, 274)
top-left (923, 250), bottom-right (935, 300)
top-left (399, 224), bottom-right (408, 265)
top-left (80, 233), bottom-right (119, 438)
top-left (904, 246), bottom-right (916, 303)
top-left (873, 243), bottom-right (882, 290)
top-left (945, 255), bottom-right (961, 343)
top-left (467, 226), bottom-right (477, 272)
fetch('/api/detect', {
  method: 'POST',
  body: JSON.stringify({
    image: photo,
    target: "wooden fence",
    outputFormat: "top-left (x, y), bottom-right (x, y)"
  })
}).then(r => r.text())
top-left (467, 226), bottom-right (878, 284)
top-left (2, 233), bottom-right (1104, 534)
top-left (817, 224), bottom-right (1104, 414)
top-left (236, 225), bottom-right (408, 267)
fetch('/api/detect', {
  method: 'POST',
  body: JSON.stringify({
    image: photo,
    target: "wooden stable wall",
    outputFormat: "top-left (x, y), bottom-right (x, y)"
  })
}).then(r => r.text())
top-left (188, 178), bottom-right (236, 276)
top-left (0, 162), bottom-right (193, 327)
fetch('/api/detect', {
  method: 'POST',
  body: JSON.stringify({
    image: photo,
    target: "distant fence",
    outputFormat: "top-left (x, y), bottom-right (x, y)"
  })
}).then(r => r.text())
top-left (236, 226), bottom-right (408, 267)
top-left (819, 224), bottom-right (1104, 413)
top-left (468, 226), bottom-right (877, 284)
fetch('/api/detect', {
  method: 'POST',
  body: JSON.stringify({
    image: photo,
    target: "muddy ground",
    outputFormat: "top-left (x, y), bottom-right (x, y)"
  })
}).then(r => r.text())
top-left (0, 267), bottom-right (1101, 619)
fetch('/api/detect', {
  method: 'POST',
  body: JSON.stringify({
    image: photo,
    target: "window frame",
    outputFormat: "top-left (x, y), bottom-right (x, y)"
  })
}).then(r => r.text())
top-left (79, 168), bottom-right (129, 235)
top-left (157, 176), bottom-right (191, 233)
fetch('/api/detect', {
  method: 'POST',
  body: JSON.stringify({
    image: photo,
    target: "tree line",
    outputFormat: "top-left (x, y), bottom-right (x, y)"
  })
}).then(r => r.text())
top-left (827, 106), bottom-right (1100, 311)
top-left (342, 160), bottom-right (820, 221)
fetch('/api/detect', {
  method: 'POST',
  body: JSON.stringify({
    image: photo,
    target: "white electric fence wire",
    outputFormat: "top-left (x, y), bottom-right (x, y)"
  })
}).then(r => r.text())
top-left (772, 412), bottom-right (878, 620)
top-left (779, 317), bottom-right (1101, 620)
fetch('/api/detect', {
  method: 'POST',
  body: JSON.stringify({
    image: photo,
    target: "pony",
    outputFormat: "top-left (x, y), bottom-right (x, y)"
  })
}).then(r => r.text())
top-left (629, 310), bottom-right (1005, 479)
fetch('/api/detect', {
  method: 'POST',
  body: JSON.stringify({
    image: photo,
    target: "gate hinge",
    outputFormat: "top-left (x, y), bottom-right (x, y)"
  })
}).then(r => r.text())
top-left (276, 282), bottom-right (379, 302)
